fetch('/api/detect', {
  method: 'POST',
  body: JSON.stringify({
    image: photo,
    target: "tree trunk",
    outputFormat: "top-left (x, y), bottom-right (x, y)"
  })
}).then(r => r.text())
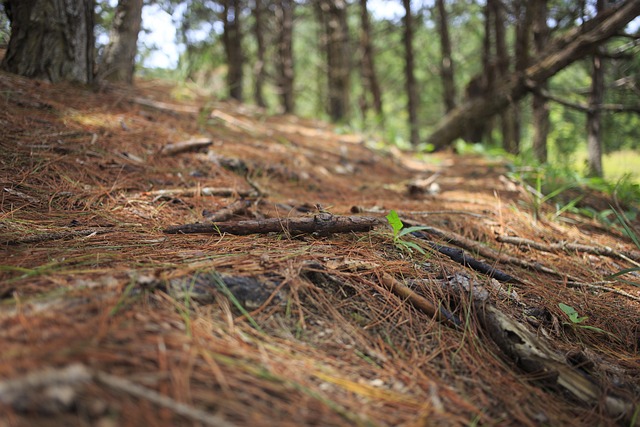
top-left (222, 0), bottom-right (244, 101)
top-left (252, 0), bottom-right (267, 108)
top-left (2, 0), bottom-right (95, 84)
top-left (463, 1), bottom-right (492, 144)
top-left (318, 0), bottom-right (350, 122)
top-left (532, 0), bottom-right (549, 163)
top-left (402, 0), bottom-right (419, 146)
top-left (358, 0), bottom-right (383, 119)
top-left (275, 0), bottom-right (294, 113)
top-left (491, 0), bottom-right (518, 154)
top-left (426, 0), bottom-right (640, 151)
top-left (586, 0), bottom-right (606, 178)
top-left (98, 0), bottom-right (143, 84)
top-left (508, 0), bottom-right (532, 155)
top-left (435, 0), bottom-right (455, 113)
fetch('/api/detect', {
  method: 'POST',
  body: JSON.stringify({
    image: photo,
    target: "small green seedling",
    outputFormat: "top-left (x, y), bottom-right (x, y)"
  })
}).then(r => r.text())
top-left (558, 303), bottom-right (615, 337)
top-left (385, 210), bottom-right (430, 255)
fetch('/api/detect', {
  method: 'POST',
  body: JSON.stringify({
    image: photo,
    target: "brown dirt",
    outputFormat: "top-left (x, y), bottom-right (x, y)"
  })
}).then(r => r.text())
top-left (1, 71), bottom-right (639, 426)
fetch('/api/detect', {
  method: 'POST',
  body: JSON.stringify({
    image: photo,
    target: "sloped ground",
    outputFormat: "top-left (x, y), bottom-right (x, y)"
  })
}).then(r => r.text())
top-left (0, 71), bottom-right (639, 426)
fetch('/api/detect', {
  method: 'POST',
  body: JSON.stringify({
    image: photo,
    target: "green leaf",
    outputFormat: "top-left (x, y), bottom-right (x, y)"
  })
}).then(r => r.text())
top-left (398, 240), bottom-right (426, 255)
top-left (385, 210), bottom-right (404, 236)
top-left (397, 225), bottom-right (431, 238)
top-left (605, 267), bottom-right (640, 279)
top-left (559, 303), bottom-right (588, 324)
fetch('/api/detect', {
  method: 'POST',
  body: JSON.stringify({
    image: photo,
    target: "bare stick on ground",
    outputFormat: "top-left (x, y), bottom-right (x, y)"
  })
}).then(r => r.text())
top-left (164, 214), bottom-right (382, 236)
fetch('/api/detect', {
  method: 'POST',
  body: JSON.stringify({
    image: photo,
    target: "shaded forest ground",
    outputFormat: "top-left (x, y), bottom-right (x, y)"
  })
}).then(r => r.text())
top-left (0, 70), bottom-right (639, 426)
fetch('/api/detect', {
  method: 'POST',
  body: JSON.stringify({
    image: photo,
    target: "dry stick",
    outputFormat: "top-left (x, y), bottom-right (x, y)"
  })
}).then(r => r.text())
top-left (4, 228), bottom-right (113, 246)
top-left (164, 214), bottom-right (382, 236)
top-left (94, 370), bottom-right (237, 427)
top-left (160, 138), bottom-right (213, 156)
top-left (377, 271), bottom-right (461, 327)
top-left (402, 220), bottom-right (574, 281)
top-left (132, 97), bottom-right (200, 114)
top-left (334, 260), bottom-right (460, 327)
top-left (147, 187), bottom-right (258, 199)
top-left (563, 281), bottom-right (640, 302)
top-left (497, 235), bottom-right (640, 264)
top-left (477, 303), bottom-right (634, 423)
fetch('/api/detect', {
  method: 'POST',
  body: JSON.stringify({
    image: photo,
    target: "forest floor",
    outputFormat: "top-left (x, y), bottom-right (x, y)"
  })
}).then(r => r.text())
top-left (1, 70), bottom-right (639, 427)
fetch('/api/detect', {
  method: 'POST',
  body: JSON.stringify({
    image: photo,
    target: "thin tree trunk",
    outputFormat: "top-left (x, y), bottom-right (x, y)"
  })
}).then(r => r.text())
top-left (491, 0), bottom-right (518, 154)
top-left (98, 0), bottom-right (143, 84)
top-left (358, 0), bottom-right (383, 119)
top-left (426, 0), bottom-right (640, 150)
top-left (402, 0), bottom-right (419, 146)
top-left (318, 0), bottom-right (350, 122)
top-left (532, 0), bottom-right (550, 163)
top-left (509, 0), bottom-right (532, 155)
top-left (222, 0), bottom-right (243, 101)
top-left (252, 0), bottom-right (267, 107)
top-left (275, 0), bottom-right (294, 113)
top-left (2, 0), bottom-right (95, 84)
top-left (435, 0), bottom-right (455, 113)
top-left (587, 0), bottom-right (606, 177)
top-left (462, 1), bottom-right (492, 144)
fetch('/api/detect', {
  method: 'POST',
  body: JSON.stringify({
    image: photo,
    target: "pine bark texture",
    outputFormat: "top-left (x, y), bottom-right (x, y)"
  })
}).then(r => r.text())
top-left (252, 0), bottom-right (267, 107)
top-left (402, 0), bottom-right (419, 146)
top-left (426, 0), bottom-right (640, 151)
top-left (275, 0), bottom-right (295, 113)
top-left (358, 0), bottom-right (383, 118)
top-left (531, 0), bottom-right (550, 163)
top-left (435, 0), bottom-right (455, 113)
top-left (318, 0), bottom-right (350, 122)
top-left (223, 0), bottom-right (244, 101)
top-left (491, 0), bottom-right (518, 154)
top-left (587, 0), bottom-right (606, 178)
top-left (98, 0), bottom-right (143, 84)
top-left (2, 0), bottom-right (95, 84)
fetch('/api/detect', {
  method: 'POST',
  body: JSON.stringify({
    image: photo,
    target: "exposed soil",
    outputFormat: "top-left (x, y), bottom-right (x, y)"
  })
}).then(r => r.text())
top-left (1, 71), bottom-right (639, 426)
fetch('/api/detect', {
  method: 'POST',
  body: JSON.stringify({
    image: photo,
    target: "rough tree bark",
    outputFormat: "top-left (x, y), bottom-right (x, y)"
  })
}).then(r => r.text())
top-left (317, 0), bottom-right (350, 122)
top-left (531, 0), bottom-right (550, 163)
top-left (426, 0), bottom-right (640, 151)
top-left (222, 0), bottom-right (244, 101)
top-left (509, 0), bottom-right (533, 154)
top-left (252, 0), bottom-right (267, 107)
top-left (587, 0), bottom-right (606, 177)
top-left (463, 1), bottom-right (493, 144)
top-left (491, 0), bottom-right (519, 154)
top-left (358, 0), bottom-right (383, 119)
top-left (402, 0), bottom-right (419, 146)
top-left (275, 0), bottom-right (295, 113)
top-left (435, 0), bottom-right (455, 113)
top-left (2, 0), bottom-right (95, 84)
top-left (98, 0), bottom-right (143, 84)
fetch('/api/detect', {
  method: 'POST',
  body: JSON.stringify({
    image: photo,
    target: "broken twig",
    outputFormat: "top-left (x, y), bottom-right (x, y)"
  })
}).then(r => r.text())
top-left (164, 214), bottom-right (382, 236)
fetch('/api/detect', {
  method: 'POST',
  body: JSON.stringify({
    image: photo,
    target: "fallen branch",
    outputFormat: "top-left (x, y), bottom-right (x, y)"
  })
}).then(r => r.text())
top-left (164, 214), bottom-right (382, 236)
top-left (403, 220), bottom-right (561, 281)
top-left (477, 303), bottom-right (633, 422)
top-left (146, 187), bottom-right (258, 200)
top-left (444, 275), bottom-right (635, 423)
top-left (4, 227), bottom-right (113, 246)
top-left (160, 138), bottom-right (213, 156)
top-left (497, 235), bottom-right (640, 264)
top-left (132, 97), bottom-right (200, 114)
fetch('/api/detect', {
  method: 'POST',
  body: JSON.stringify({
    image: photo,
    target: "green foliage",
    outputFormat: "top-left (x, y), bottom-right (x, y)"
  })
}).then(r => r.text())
top-left (385, 210), bottom-right (429, 255)
top-left (558, 303), bottom-right (616, 337)
top-left (604, 209), bottom-right (640, 288)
